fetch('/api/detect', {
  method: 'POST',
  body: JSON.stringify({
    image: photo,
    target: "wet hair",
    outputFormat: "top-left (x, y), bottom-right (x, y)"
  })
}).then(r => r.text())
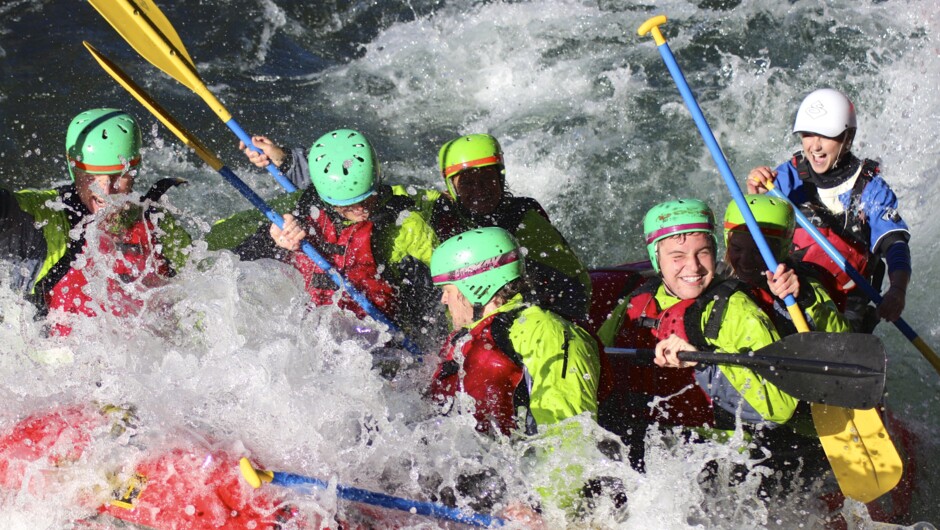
top-left (489, 278), bottom-right (528, 307)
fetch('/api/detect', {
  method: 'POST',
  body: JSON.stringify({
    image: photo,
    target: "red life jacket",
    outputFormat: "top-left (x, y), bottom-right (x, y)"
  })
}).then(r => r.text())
top-left (609, 279), bottom-right (746, 428)
top-left (428, 312), bottom-right (528, 436)
top-left (790, 156), bottom-right (880, 309)
top-left (46, 218), bottom-right (171, 336)
top-left (291, 208), bottom-right (396, 320)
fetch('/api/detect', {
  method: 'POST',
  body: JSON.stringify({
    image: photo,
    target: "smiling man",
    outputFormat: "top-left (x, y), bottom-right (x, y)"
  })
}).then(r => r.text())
top-left (596, 198), bottom-right (797, 454)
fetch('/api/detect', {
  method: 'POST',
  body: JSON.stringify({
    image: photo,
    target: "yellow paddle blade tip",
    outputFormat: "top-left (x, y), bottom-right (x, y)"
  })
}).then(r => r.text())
top-left (239, 457), bottom-right (274, 489)
top-left (812, 405), bottom-right (903, 503)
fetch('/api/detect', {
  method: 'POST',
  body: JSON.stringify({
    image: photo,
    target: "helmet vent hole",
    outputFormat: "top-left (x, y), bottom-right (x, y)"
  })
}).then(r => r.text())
top-left (322, 162), bottom-right (331, 173)
top-left (101, 130), bottom-right (109, 139)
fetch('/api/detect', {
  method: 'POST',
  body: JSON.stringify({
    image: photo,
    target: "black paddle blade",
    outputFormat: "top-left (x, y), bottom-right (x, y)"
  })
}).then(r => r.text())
top-left (751, 332), bottom-right (886, 410)
top-left (605, 332), bottom-right (887, 409)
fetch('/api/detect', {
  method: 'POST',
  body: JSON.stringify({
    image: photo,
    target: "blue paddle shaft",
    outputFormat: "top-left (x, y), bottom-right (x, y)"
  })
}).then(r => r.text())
top-left (216, 166), bottom-right (423, 357)
top-left (271, 471), bottom-right (505, 527)
top-left (224, 118), bottom-right (298, 192)
top-left (655, 41), bottom-right (800, 309)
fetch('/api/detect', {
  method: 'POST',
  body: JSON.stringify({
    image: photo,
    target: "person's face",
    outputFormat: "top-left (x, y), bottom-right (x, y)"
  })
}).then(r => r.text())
top-left (800, 132), bottom-right (846, 174)
top-left (441, 283), bottom-right (475, 328)
top-left (657, 232), bottom-right (716, 300)
top-left (450, 165), bottom-right (504, 215)
top-left (75, 169), bottom-right (135, 214)
top-left (333, 196), bottom-right (375, 223)
top-left (726, 231), bottom-right (767, 285)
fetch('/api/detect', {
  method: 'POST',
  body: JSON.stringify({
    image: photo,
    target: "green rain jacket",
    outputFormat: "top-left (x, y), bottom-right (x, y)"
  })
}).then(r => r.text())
top-left (471, 293), bottom-right (601, 511)
top-left (478, 293), bottom-right (600, 424)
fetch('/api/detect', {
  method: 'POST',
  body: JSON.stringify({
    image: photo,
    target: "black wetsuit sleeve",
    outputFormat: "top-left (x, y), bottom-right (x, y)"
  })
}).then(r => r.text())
top-left (524, 259), bottom-right (589, 322)
top-left (882, 239), bottom-right (912, 274)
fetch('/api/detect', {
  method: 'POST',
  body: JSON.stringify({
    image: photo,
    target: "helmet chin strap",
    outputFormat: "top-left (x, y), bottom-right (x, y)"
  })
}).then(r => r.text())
top-left (831, 140), bottom-right (848, 170)
top-left (832, 130), bottom-right (855, 170)
top-left (660, 277), bottom-right (678, 298)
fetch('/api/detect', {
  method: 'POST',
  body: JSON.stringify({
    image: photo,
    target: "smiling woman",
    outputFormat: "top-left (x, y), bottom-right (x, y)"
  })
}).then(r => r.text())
top-left (746, 87), bottom-right (913, 333)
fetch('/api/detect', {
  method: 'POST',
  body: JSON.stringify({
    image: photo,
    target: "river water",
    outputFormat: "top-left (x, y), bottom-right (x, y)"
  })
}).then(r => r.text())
top-left (1, 0), bottom-right (938, 528)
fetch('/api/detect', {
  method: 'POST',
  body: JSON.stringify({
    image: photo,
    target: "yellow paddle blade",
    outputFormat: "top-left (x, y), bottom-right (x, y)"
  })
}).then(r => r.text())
top-left (87, 0), bottom-right (195, 84)
top-left (84, 41), bottom-right (224, 172)
top-left (239, 457), bottom-right (274, 489)
top-left (92, 0), bottom-right (193, 64)
top-left (87, 0), bottom-right (232, 122)
top-left (812, 404), bottom-right (903, 503)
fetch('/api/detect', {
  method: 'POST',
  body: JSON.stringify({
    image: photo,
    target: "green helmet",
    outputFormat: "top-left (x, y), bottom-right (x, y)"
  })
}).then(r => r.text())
top-left (430, 227), bottom-right (524, 306)
top-left (65, 108), bottom-right (142, 181)
top-left (307, 129), bottom-right (379, 206)
top-left (643, 198), bottom-right (717, 273)
top-left (724, 194), bottom-right (796, 261)
top-left (438, 133), bottom-right (504, 197)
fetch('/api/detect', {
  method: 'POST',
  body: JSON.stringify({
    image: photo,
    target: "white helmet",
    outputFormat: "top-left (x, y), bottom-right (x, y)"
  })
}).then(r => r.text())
top-left (792, 88), bottom-right (857, 138)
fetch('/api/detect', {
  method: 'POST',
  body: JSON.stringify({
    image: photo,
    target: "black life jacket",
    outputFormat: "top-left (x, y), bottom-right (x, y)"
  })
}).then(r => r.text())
top-left (429, 194), bottom-right (547, 241)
